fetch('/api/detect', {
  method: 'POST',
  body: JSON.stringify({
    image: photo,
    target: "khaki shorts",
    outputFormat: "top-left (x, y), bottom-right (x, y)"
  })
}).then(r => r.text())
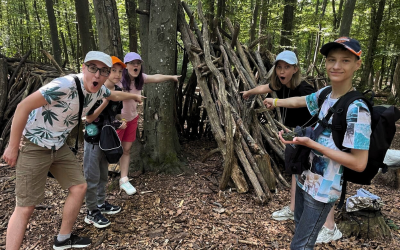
top-left (15, 137), bottom-right (86, 207)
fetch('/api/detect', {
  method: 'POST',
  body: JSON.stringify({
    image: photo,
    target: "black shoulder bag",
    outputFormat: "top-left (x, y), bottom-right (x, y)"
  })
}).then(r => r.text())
top-left (70, 75), bottom-right (85, 155)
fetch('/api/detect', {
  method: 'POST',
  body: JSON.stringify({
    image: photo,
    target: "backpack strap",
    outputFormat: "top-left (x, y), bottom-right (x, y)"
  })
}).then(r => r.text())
top-left (330, 91), bottom-right (373, 150)
top-left (318, 86), bottom-right (332, 108)
top-left (72, 75), bottom-right (84, 153)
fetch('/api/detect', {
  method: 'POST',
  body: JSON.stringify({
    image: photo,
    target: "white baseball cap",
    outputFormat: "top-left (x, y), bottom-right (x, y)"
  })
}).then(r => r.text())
top-left (273, 50), bottom-right (298, 65)
top-left (84, 51), bottom-right (112, 67)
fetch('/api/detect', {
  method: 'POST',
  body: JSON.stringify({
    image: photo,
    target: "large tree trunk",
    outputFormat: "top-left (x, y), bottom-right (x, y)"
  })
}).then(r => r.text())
top-left (339, 0), bottom-right (356, 37)
top-left (141, 0), bottom-right (185, 174)
top-left (74, 0), bottom-right (96, 56)
top-left (45, 0), bottom-right (62, 65)
top-left (126, 0), bottom-right (139, 52)
top-left (360, 0), bottom-right (386, 89)
top-left (280, 0), bottom-right (296, 49)
top-left (93, 0), bottom-right (123, 58)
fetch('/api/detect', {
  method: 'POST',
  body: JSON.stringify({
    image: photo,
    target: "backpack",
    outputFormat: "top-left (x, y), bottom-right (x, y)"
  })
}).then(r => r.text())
top-left (98, 106), bottom-right (123, 164)
top-left (99, 123), bottom-right (123, 164)
top-left (317, 86), bottom-right (400, 208)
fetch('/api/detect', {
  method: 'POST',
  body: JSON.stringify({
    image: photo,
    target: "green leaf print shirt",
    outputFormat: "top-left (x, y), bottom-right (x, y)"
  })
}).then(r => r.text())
top-left (23, 73), bottom-right (111, 150)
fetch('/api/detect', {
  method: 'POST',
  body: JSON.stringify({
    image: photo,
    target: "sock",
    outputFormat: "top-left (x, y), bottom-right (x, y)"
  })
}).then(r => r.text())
top-left (120, 176), bottom-right (129, 185)
top-left (57, 233), bottom-right (71, 242)
top-left (97, 203), bottom-right (105, 208)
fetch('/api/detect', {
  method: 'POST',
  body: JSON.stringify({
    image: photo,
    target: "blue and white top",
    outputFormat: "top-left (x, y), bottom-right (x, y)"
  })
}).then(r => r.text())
top-left (23, 73), bottom-right (111, 150)
top-left (296, 86), bottom-right (371, 203)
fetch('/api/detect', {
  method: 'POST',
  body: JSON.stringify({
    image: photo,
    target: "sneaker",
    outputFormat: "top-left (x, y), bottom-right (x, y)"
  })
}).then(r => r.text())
top-left (53, 234), bottom-right (91, 249)
top-left (120, 180), bottom-right (137, 195)
top-left (98, 201), bottom-right (121, 215)
top-left (316, 224), bottom-right (343, 244)
top-left (271, 206), bottom-right (294, 221)
top-left (84, 209), bottom-right (111, 228)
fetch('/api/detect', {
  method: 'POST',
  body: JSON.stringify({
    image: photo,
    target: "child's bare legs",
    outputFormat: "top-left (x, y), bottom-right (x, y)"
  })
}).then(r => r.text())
top-left (323, 207), bottom-right (335, 229)
top-left (119, 141), bottom-right (136, 195)
top-left (120, 141), bottom-right (133, 178)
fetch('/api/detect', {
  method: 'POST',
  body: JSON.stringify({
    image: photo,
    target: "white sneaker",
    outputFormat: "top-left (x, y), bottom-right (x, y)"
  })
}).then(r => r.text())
top-left (120, 180), bottom-right (137, 195)
top-left (271, 206), bottom-right (294, 221)
top-left (316, 224), bottom-right (343, 244)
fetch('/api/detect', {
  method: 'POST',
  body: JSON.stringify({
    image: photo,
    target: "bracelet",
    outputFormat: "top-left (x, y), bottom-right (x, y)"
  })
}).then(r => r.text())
top-left (273, 98), bottom-right (278, 107)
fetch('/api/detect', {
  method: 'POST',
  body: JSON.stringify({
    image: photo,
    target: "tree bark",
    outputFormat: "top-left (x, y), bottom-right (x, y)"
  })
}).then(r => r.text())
top-left (93, 0), bottom-right (123, 58)
top-left (141, 0), bottom-right (184, 174)
top-left (249, 0), bottom-right (260, 43)
top-left (0, 58), bottom-right (7, 123)
top-left (126, 0), bottom-right (139, 52)
top-left (45, 0), bottom-right (62, 66)
top-left (74, 0), bottom-right (96, 55)
top-left (391, 55), bottom-right (400, 99)
top-left (280, 0), bottom-right (296, 49)
top-left (339, 0), bottom-right (356, 37)
top-left (360, 0), bottom-right (386, 89)
top-left (138, 0), bottom-right (151, 68)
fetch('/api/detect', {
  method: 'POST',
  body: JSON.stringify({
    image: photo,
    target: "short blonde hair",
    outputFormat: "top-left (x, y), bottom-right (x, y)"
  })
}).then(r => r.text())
top-left (269, 64), bottom-right (302, 91)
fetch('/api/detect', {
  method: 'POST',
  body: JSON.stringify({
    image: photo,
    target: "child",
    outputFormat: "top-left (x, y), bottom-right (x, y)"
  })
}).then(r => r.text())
top-left (116, 52), bottom-right (180, 195)
top-left (264, 37), bottom-right (370, 249)
top-left (1, 51), bottom-right (145, 250)
top-left (243, 50), bottom-right (341, 243)
top-left (83, 56), bottom-right (128, 228)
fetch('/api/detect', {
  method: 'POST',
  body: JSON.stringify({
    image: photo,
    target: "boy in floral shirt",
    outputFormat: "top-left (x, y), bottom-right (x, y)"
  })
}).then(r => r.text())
top-left (2, 51), bottom-right (144, 250)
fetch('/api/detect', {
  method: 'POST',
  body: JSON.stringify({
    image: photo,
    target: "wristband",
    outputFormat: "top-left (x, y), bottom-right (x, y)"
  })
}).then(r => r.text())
top-left (273, 98), bottom-right (278, 107)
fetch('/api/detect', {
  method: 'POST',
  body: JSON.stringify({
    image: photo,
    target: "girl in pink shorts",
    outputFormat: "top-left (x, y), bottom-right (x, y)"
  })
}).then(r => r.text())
top-left (116, 52), bottom-right (180, 195)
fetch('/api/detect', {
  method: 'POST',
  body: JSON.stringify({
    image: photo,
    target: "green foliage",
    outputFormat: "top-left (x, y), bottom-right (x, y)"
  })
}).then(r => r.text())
top-left (0, 0), bottom-right (399, 83)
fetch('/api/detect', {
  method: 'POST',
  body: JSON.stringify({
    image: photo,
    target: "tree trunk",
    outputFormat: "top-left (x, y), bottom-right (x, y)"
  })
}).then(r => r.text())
top-left (336, 0), bottom-right (344, 30)
top-left (391, 55), bottom-right (400, 99)
top-left (93, 0), bottom-right (123, 58)
top-left (339, 0), bottom-right (356, 37)
top-left (280, 0), bottom-right (296, 49)
top-left (0, 58), bottom-right (7, 123)
top-left (138, 0), bottom-right (151, 68)
top-left (258, 0), bottom-right (270, 53)
top-left (360, 0), bottom-right (386, 89)
top-left (74, 0), bottom-right (96, 55)
top-left (142, 0), bottom-right (185, 174)
top-left (249, 0), bottom-right (260, 43)
top-left (126, 0), bottom-right (139, 52)
top-left (33, 0), bottom-right (44, 55)
top-left (45, 0), bottom-right (62, 65)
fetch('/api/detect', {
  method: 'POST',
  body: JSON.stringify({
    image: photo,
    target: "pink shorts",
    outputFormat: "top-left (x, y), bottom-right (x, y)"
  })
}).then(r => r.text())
top-left (117, 116), bottom-right (139, 142)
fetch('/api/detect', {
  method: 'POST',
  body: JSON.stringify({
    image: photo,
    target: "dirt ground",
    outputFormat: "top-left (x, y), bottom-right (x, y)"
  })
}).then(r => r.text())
top-left (1, 127), bottom-right (400, 249)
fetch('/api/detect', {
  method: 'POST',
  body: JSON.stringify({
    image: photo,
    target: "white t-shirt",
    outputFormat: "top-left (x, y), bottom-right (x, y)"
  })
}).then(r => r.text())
top-left (23, 73), bottom-right (111, 150)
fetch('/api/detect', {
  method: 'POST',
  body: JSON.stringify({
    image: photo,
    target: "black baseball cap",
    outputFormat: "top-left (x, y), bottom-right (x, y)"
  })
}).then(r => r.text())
top-left (320, 37), bottom-right (362, 59)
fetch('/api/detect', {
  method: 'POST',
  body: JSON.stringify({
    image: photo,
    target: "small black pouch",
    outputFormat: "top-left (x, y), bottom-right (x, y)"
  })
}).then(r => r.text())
top-left (284, 126), bottom-right (315, 175)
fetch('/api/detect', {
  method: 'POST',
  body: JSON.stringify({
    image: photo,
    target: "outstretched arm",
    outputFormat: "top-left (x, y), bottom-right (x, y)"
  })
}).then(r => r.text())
top-left (106, 90), bottom-right (145, 103)
top-left (145, 74), bottom-right (180, 84)
top-left (279, 131), bottom-right (368, 172)
top-left (2, 91), bottom-right (48, 167)
top-left (264, 96), bottom-right (307, 109)
top-left (241, 84), bottom-right (273, 100)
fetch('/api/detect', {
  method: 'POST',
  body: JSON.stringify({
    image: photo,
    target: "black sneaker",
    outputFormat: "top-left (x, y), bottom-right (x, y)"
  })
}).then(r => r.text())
top-left (98, 201), bottom-right (121, 215)
top-left (53, 234), bottom-right (91, 249)
top-left (84, 209), bottom-right (111, 228)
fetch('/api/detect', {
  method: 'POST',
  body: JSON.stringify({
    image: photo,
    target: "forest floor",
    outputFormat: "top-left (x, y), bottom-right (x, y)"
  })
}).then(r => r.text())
top-left (0, 121), bottom-right (400, 249)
